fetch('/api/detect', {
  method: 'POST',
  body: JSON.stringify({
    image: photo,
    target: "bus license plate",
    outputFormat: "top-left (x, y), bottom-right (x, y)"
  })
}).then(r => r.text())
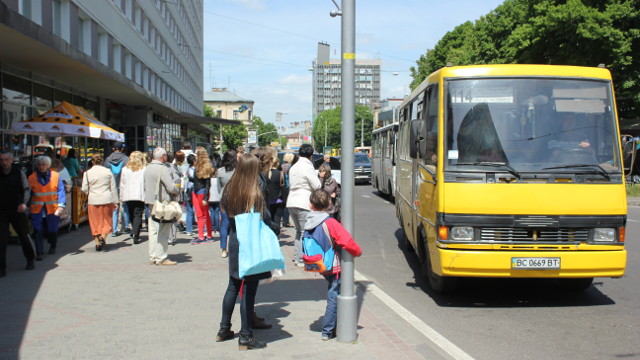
top-left (511, 257), bottom-right (560, 270)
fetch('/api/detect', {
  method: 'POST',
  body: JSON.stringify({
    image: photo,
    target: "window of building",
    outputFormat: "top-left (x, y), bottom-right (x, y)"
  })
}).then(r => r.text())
top-left (52, 0), bottom-right (62, 35)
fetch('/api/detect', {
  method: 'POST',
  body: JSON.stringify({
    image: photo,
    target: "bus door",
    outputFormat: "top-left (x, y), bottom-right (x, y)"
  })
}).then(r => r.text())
top-left (412, 85), bottom-right (440, 255)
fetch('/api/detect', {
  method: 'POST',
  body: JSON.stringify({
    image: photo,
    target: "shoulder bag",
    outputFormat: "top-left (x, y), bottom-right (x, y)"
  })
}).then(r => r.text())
top-left (150, 165), bottom-right (182, 223)
top-left (236, 208), bottom-right (285, 278)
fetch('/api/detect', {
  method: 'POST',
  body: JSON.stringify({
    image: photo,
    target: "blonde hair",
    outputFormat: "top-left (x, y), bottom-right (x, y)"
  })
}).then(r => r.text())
top-left (283, 153), bottom-right (294, 163)
top-left (195, 148), bottom-right (212, 178)
top-left (126, 151), bottom-right (147, 171)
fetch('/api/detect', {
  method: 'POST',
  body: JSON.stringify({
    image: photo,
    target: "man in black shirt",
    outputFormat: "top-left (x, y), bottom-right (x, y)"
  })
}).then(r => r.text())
top-left (0, 151), bottom-right (36, 277)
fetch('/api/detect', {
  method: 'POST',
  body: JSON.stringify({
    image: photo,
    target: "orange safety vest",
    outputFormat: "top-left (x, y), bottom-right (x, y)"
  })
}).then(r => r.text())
top-left (28, 170), bottom-right (60, 214)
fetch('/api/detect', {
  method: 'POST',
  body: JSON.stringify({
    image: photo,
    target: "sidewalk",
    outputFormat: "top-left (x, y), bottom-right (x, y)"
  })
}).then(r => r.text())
top-left (0, 222), bottom-right (447, 360)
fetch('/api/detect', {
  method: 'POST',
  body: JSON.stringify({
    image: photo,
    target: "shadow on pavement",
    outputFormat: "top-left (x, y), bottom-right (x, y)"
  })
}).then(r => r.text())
top-left (393, 228), bottom-right (617, 308)
top-left (0, 223), bottom-right (92, 358)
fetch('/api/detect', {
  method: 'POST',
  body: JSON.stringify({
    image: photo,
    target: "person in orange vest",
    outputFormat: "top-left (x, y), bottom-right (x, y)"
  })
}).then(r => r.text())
top-left (28, 156), bottom-right (66, 259)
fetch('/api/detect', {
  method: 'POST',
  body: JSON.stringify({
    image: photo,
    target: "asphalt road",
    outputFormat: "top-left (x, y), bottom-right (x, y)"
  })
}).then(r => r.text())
top-left (352, 184), bottom-right (640, 360)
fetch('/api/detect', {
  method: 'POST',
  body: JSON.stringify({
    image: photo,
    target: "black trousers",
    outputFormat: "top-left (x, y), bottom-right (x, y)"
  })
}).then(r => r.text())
top-left (125, 201), bottom-right (145, 239)
top-left (0, 211), bottom-right (35, 271)
top-left (269, 203), bottom-right (284, 228)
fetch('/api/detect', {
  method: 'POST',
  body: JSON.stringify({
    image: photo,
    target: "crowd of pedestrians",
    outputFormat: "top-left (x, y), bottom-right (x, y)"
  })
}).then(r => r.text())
top-left (0, 142), bottom-right (362, 351)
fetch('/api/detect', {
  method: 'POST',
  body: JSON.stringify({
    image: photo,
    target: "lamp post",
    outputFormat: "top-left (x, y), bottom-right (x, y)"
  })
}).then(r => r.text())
top-left (331, 0), bottom-right (358, 343)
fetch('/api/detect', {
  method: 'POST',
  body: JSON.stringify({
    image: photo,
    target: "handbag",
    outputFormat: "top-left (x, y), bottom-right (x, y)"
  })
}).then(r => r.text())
top-left (150, 165), bottom-right (182, 223)
top-left (236, 208), bottom-right (285, 278)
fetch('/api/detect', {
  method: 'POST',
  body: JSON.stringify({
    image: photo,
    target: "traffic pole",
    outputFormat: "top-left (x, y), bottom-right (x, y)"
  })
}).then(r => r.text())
top-left (336, 0), bottom-right (357, 344)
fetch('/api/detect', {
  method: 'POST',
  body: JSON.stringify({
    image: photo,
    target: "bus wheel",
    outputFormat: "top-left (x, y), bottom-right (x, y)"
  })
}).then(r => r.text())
top-left (558, 278), bottom-right (593, 291)
top-left (422, 236), bottom-right (457, 293)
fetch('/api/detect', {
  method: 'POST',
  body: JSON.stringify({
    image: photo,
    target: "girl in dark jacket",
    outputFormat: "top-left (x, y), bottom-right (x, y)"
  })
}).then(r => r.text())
top-left (215, 153), bottom-right (280, 351)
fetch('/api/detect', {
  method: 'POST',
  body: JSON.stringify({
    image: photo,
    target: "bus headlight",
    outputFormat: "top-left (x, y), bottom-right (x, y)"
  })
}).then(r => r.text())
top-left (593, 228), bottom-right (616, 242)
top-left (450, 226), bottom-right (474, 241)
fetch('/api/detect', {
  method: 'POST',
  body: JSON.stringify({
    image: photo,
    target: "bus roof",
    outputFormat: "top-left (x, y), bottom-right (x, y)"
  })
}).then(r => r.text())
top-left (402, 64), bottom-right (613, 110)
top-left (372, 122), bottom-right (399, 134)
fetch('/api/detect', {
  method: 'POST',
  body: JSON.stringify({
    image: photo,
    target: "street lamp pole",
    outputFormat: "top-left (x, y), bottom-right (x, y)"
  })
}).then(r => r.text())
top-left (324, 119), bottom-right (328, 148)
top-left (360, 115), bottom-right (364, 147)
top-left (333, 0), bottom-right (358, 343)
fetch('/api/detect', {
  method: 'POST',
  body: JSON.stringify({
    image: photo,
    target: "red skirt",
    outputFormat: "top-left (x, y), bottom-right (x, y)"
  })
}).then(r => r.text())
top-left (88, 204), bottom-right (115, 236)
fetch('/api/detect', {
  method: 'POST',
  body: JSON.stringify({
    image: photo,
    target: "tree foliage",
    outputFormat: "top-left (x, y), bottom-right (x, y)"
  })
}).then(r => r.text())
top-left (312, 105), bottom-right (374, 150)
top-left (409, 0), bottom-right (640, 111)
top-left (221, 123), bottom-right (247, 152)
top-left (252, 116), bottom-right (279, 147)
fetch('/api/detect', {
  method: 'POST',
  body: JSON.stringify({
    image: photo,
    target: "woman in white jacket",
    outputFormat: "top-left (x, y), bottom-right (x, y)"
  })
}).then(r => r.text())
top-left (285, 144), bottom-right (321, 266)
top-left (82, 154), bottom-right (118, 251)
top-left (120, 151), bottom-right (146, 244)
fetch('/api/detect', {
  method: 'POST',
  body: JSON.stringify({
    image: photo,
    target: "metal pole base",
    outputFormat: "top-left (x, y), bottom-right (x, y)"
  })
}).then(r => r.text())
top-left (336, 294), bottom-right (358, 343)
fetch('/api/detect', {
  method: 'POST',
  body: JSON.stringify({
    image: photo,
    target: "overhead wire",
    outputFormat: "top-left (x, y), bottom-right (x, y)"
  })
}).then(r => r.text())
top-left (205, 10), bottom-right (416, 64)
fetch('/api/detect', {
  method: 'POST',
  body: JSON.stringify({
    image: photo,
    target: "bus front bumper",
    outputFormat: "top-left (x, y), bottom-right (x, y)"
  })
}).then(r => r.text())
top-left (436, 248), bottom-right (627, 278)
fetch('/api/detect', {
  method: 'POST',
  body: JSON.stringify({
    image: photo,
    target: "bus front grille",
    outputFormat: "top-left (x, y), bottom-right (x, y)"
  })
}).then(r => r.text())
top-left (479, 227), bottom-right (589, 242)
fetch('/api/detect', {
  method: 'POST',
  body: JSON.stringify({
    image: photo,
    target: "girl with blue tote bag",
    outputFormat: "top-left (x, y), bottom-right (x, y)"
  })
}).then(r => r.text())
top-left (216, 154), bottom-right (282, 351)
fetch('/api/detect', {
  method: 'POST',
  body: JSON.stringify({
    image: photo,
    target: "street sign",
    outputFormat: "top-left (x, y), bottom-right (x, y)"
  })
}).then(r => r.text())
top-left (247, 130), bottom-right (257, 145)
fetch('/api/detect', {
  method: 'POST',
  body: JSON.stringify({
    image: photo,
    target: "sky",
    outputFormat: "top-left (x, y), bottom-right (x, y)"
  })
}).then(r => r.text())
top-left (203, 0), bottom-right (505, 132)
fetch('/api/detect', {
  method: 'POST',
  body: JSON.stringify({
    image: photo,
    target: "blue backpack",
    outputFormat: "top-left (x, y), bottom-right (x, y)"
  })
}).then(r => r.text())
top-left (109, 160), bottom-right (124, 176)
top-left (302, 219), bottom-right (338, 274)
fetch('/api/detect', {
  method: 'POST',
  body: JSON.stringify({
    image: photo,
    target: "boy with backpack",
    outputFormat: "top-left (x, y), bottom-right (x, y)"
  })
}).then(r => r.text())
top-left (303, 189), bottom-right (362, 341)
top-left (104, 141), bottom-right (129, 236)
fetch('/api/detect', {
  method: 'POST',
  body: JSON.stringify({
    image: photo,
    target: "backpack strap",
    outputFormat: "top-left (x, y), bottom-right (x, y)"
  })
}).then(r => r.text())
top-left (321, 220), bottom-right (333, 248)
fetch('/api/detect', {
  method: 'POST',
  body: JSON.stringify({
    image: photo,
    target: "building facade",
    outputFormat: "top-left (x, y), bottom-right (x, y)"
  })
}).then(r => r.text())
top-left (203, 88), bottom-right (254, 128)
top-left (0, 0), bottom-right (228, 158)
top-left (311, 42), bottom-right (381, 120)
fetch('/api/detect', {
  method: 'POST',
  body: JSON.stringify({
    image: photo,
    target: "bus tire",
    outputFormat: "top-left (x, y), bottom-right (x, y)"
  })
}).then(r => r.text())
top-left (558, 278), bottom-right (593, 291)
top-left (422, 234), bottom-right (457, 293)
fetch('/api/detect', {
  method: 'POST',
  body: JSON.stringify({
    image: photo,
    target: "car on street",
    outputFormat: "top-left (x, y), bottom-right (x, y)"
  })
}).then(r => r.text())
top-left (353, 153), bottom-right (372, 184)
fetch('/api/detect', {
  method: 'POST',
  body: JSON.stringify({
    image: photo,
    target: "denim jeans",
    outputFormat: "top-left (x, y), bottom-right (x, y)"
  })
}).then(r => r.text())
top-left (209, 201), bottom-right (221, 232)
top-left (322, 273), bottom-right (340, 337)
top-left (220, 277), bottom-right (259, 336)
top-left (219, 211), bottom-right (229, 250)
top-left (112, 202), bottom-right (130, 234)
top-left (185, 200), bottom-right (194, 234)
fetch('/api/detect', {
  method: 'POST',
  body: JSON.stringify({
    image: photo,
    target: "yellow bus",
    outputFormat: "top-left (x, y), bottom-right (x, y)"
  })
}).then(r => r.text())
top-left (396, 64), bottom-right (627, 293)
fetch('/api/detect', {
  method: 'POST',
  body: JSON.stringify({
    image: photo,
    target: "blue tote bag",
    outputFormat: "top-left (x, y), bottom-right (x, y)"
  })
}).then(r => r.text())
top-left (236, 209), bottom-right (285, 279)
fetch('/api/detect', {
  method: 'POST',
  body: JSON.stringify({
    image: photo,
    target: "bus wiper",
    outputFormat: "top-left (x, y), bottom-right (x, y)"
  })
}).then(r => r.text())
top-left (456, 162), bottom-right (521, 179)
top-left (542, 164), bottom-right (611, 180)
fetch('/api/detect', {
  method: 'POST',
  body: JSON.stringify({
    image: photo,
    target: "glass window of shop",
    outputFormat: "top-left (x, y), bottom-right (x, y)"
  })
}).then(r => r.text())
top-left (1, 74), bottom-right (33, 155)
top-left (146, 121), bottom-right (180, 154)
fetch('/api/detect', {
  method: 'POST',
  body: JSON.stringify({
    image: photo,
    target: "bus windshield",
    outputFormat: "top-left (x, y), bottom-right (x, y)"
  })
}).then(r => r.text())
top-left (444, 77), bottom-right (621, 175)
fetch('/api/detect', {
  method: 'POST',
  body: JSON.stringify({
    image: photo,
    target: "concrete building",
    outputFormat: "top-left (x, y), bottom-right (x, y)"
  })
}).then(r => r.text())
top-left (311, 42), bottom-right (381, 120)
top-left (203, 88), bottom-right (254, 128)
top-left (0, 0), bottom-right (233, 156)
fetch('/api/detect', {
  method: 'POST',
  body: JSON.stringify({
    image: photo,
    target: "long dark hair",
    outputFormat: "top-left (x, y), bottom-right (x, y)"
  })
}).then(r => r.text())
top-left (220, 154), bottom-right (262, 217)
top-left (221, 150), bottom-right (237, 172)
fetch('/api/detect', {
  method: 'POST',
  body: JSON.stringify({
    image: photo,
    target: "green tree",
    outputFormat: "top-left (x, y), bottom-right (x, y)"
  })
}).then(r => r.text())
top-left (221, 123), bottom-right (247, 151)
top-left (409, 0), bottom-right (640, 111)
top-left (312, 105), bottom-right (374, 150)
top-left (252, 116), bottom-right (279, 147)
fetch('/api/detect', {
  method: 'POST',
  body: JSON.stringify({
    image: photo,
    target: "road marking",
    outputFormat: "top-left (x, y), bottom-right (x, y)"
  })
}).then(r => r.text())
top-left (355, 270), bottom-right (475, 360)
top-left (627, 219), bottom-right (640, 222)
top-left (362, 194), bottom-right (372, 199)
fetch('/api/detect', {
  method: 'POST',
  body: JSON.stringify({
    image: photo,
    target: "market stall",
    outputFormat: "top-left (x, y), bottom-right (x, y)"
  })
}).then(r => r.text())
top-left (11, 101), bottom-right (124, 228)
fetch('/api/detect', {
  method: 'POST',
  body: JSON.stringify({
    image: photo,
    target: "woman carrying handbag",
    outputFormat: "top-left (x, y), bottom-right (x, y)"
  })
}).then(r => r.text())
top-left (215, 154), bottom-right (281, 351)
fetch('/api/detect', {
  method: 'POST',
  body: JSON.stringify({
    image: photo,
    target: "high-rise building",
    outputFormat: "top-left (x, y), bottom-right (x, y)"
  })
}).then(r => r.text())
top-left (311, 42), bottom-right (381, 120)
top-left (0, 0), bottom-right (230, 154)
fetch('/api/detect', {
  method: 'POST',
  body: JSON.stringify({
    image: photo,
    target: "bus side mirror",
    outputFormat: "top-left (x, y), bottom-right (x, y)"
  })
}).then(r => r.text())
top-left (410, 119), bottom-right (425, 159)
